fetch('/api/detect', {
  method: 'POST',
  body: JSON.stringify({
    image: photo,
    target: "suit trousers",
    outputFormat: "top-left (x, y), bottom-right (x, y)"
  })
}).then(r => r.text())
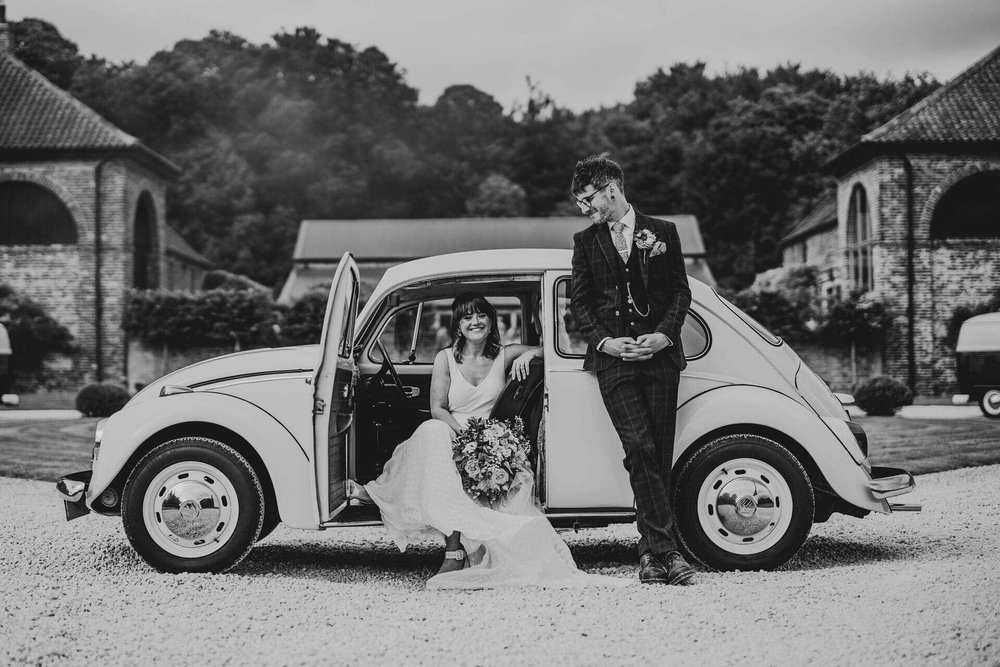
top-left (597, 356), bottom-right (680, 557)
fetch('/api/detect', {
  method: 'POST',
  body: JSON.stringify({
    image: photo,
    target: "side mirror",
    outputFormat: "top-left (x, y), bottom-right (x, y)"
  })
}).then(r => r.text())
top-left (833, 392), bottom-right (855, 406)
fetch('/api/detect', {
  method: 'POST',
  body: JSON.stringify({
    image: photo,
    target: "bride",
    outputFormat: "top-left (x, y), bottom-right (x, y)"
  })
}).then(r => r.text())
top-left (347, 292), bottom-right (621, 589)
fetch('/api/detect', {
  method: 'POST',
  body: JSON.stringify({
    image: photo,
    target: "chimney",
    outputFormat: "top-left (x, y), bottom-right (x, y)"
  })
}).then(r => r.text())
top-left (0, 3), bottom-right (9, 54)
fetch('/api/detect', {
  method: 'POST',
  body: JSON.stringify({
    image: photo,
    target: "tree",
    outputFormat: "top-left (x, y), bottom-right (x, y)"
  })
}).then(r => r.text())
top-left (11, 18), bottom-right (82, 89)
top-left (466, 174), bottom-right (528, 217)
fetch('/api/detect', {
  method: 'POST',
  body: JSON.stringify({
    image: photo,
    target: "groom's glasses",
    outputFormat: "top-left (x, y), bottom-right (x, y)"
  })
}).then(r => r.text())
top-left (574, 182), bottom-right (611, 212)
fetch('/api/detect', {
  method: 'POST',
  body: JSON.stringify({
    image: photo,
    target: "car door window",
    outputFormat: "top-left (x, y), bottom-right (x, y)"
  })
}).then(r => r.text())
top-left (370, 296), bottom-right (525, 364)
top-left (554, 278), bottom-right (710, 359)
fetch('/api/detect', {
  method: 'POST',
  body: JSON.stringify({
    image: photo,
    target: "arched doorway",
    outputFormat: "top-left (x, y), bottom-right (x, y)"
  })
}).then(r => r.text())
top-left (930, 171), bottom-right (1000, 239)
top-left (0, 181), bottom-right (77, 244)
top-left (133, 193), bottom-right (158, 289)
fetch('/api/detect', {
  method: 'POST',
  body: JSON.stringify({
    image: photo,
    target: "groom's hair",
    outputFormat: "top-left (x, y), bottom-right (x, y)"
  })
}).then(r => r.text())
top-left (571, 153), bottom-right (624, 196)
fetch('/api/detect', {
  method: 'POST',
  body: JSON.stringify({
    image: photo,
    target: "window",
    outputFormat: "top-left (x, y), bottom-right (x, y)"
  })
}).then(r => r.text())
top-left (845, 184), bottom-right (873, 292)
top-left (554, 278), bottom-right (711, 359)
top-left (930, 171), bottom-right (1000, 239)
top-left (370, 296), bottom-right (523, 364)
top-left (339, 279), bottom-right (359, 358)
top-left (0, 182), bottom-right (77, 245)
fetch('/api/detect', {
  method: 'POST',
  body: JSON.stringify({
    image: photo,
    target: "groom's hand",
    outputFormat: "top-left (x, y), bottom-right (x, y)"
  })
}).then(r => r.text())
top-left (602, 337), bottom-right (637, 359)
top-left (627, 332), bottom-right (671, 360)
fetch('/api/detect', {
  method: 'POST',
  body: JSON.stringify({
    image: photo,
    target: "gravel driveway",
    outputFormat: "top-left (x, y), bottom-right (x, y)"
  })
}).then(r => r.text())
top-left (2, 466), bottom-right (998, 666)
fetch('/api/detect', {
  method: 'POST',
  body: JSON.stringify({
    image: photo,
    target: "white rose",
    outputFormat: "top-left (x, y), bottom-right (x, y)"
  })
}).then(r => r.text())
top-left (492, 469), bottom-right (509, 485)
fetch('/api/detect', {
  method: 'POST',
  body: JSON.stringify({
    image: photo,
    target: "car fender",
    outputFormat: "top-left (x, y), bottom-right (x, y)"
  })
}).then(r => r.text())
top-left (90, 391), bottom-right (321, 529)
top-left (675, 384), bottom-right (884, 513)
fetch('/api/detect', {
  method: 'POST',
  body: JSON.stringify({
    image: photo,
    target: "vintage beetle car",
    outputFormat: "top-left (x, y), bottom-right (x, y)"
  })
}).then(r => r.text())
top-left (953, 312), bottom-right (1000, 418)
top-left (57, 250), bottom-right (920, 573)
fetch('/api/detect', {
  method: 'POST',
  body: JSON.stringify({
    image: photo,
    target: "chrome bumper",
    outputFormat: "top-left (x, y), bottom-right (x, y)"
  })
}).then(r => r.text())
top-left (869, 465), bottom-right (919, 505)
top-left (56, 470), bottom-right (92, 520)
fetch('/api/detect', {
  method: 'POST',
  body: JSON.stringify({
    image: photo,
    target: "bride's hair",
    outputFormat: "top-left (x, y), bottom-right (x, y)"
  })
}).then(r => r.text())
top-left (450, 292), bottom-right (502, 363)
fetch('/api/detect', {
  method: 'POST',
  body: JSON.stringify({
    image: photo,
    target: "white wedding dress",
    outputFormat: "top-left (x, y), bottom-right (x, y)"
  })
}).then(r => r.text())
top-left (364, 347), bottom-right (622, 589)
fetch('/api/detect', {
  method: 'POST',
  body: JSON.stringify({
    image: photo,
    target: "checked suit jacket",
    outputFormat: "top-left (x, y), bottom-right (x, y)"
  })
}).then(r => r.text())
top-left (569, 211), bottom-right (692, 373)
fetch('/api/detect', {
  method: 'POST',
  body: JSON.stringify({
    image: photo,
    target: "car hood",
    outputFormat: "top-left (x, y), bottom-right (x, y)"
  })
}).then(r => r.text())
top-left (130, 345), bottom-right (319, 403)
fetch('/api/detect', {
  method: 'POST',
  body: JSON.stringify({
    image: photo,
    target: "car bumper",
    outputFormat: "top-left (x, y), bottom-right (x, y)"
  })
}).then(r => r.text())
top-left (56, 470), bottom-right (92, 521)
top-left (869, 465), bottom-right (919, 505)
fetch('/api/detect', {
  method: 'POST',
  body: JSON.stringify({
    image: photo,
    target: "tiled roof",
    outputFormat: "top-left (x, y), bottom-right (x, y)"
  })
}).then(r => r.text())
top-left (828, 43), bottom-right (1000, 174)
top-left (863, 44), bottom-right (1000, 143)
top-left (0, 52), bottom-right (177, 174)
top-left (165, 226), bottom-right (212, 269)
top-left (781, 195), bottom-right (838, 246)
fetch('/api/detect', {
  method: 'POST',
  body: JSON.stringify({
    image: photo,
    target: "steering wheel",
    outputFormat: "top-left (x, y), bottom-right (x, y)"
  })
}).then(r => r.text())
top-left (373, 339), bottom-right (405, 397)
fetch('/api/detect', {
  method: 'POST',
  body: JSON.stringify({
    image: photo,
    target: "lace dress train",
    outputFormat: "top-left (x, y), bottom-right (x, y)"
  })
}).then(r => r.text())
top-left (363, 348), bottom-right (623, 589)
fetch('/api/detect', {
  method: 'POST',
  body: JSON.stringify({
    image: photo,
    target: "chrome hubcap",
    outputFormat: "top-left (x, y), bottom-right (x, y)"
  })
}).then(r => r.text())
top-left (142, 461), bottom-right (239, 558)
top-left (984, 390), bottom-right (1000, 416)
top-left (697, 457), bottom-right (793, 555)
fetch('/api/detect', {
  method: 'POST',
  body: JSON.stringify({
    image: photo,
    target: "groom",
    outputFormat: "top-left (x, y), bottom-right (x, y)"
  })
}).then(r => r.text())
top-left (569, 154), bottom-right (695, 586)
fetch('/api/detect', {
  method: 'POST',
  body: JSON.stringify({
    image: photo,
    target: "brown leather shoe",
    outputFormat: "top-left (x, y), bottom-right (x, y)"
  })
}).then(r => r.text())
top-left (663, 551), bottom-right (696, 586)
top-left (638, 553), bottom-right (670, 584)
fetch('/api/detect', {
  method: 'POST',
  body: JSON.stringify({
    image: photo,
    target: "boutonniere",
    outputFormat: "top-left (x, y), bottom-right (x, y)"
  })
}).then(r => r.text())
top-left (634, 229), bottom-right (667, 265)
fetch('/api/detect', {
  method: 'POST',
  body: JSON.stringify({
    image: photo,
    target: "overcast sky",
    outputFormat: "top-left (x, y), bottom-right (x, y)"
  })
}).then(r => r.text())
top-left (16, 0), bottom-right (1000, 111)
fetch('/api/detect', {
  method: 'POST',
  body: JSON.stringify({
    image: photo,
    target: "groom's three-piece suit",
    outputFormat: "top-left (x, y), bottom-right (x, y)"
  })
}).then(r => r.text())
top-left (570, 211), bottom-right (692, 558)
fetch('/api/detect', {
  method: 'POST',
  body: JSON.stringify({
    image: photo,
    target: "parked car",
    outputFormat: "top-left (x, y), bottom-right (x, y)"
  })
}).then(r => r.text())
top-left (57, 250), bottom-right (920, 573)
top-left (953, 312), bottom-right (1000, 418)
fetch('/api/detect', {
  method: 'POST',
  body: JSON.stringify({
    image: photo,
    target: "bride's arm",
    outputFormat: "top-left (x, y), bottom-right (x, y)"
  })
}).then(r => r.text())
top-left (504, 344), bottom-right (542, 381)
top-left (429, 349), bottom-right (464, 434)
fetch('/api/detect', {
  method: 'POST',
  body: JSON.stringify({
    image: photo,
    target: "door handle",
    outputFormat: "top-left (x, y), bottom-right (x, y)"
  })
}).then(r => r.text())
top-left (402, 386), bottom-right (421, 398)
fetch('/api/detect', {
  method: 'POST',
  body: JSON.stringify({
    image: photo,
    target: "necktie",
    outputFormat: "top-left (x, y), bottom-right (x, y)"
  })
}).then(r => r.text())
top-left (611, 221), bottom-right (629, 262)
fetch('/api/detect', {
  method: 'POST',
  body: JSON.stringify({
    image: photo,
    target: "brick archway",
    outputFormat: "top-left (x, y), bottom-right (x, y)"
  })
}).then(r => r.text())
top-left (920, 161), bottom-right (1000, 235)
top-left (0, 168), bottom-right (87, 238)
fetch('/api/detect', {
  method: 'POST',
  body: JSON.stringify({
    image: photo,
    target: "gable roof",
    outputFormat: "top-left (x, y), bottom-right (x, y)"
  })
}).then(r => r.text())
top-left (827, 44), bottom-right (1000, 175)
top-left (165, 226), bottom-right (212, 269)
top-left (0, 52), bottom-right (178, 176)
top-left (290, 215), bottom-right (708, 262)
top-left (780, 195), bottom-right (838, 246)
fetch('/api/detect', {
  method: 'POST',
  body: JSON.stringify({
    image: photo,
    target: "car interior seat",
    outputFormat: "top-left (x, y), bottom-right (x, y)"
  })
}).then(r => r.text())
top-left (488, 358), bottom-right (544, 458)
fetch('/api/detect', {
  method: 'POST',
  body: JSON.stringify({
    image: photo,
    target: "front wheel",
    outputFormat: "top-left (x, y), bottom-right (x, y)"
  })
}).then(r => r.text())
top-left (123, 437), bottom-right (264, 573)
top-left (673, 434), bottom-right (814, 571)
top-left (979, 389), bottom-right (1000, 418)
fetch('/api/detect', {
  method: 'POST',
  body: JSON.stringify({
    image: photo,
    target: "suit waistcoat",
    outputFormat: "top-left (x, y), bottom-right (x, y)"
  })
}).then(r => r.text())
top-left (618, 248), bottom-right (652, 337)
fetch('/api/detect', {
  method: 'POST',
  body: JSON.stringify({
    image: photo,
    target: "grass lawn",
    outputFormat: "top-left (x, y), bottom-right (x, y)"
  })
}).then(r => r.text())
top-left (1, 413), bottom-right (999, 483)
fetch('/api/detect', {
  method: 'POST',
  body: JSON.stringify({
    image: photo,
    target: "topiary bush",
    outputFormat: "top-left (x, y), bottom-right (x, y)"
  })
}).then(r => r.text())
top-left (854, 376), bottom-right (913, 416)
top-left (76, 383), bottom-right (130, 417)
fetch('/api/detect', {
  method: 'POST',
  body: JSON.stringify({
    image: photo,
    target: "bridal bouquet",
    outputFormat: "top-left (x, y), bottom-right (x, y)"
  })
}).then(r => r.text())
top-left (453, 417), bottom-right (531, 503)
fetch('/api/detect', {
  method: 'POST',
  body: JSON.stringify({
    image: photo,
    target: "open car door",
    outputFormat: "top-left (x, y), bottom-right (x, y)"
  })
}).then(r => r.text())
top-left (313, 252), bottom-right (360, 522)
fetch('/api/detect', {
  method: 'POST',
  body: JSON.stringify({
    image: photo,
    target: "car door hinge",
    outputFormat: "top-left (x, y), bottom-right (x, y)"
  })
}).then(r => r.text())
top-left (313, 398), bottom-right (326, 415)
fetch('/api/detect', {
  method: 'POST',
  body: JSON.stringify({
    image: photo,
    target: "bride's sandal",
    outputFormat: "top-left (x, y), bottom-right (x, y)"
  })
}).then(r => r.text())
top-left (345, 479), bottom-right (374, 505)
top-left (437, 549), bottom-right (467, 575)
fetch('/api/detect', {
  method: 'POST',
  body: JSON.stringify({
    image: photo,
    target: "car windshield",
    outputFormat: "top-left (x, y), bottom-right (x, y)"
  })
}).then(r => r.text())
top-left (716, 292), bottom-right (783, 346)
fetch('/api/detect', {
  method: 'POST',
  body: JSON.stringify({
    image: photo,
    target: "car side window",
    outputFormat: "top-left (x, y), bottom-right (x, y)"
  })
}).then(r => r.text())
top-left (555, 278), bottom-right (710, 360)
top-left (369, 296), bottom-right (526, 364)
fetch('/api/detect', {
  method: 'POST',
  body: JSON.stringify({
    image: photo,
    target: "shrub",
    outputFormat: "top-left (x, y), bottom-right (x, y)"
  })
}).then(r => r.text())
top-left (854, 376), bottom-right (913, 416)
top-left (816, 291), bottom-right (893, 349)
top-left (124, 288), bottom-right (280, 349)
top-left (726, 288), bottom-right (812, 344)
top-left (76, 383), bottom-right (130, 417)
top-left (0, 284), bottom-right (76, 374)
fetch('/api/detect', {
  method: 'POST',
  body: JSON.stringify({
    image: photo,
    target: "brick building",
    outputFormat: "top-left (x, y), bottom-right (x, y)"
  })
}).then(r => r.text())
top-left (0, 17), bottom-right (182, 388)
top-left (783, 44), bottom-right (1000, 395)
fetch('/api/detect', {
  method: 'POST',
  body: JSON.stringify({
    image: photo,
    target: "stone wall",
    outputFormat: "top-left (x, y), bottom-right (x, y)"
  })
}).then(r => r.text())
top-left (0, 157), bottom-right (170, 389)
top-left (840, 155), bottom-right (1000, 396)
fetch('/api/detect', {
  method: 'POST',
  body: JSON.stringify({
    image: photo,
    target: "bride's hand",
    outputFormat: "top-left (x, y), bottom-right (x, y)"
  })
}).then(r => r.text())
top-left (510, 350), bottom-right (537, 381)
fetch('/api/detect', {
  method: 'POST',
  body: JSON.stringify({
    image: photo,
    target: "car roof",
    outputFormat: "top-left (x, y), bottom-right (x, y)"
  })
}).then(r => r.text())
top-left (370, 248), bottom-right (712, 297)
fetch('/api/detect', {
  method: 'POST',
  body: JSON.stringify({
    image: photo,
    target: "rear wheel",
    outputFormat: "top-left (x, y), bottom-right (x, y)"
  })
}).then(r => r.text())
top-left (979, 389), bottom-right (1000, 418)
top-left (673, 434), bottom-right (814, 571)
top-left (123, 437), bottom-right (264, 573)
